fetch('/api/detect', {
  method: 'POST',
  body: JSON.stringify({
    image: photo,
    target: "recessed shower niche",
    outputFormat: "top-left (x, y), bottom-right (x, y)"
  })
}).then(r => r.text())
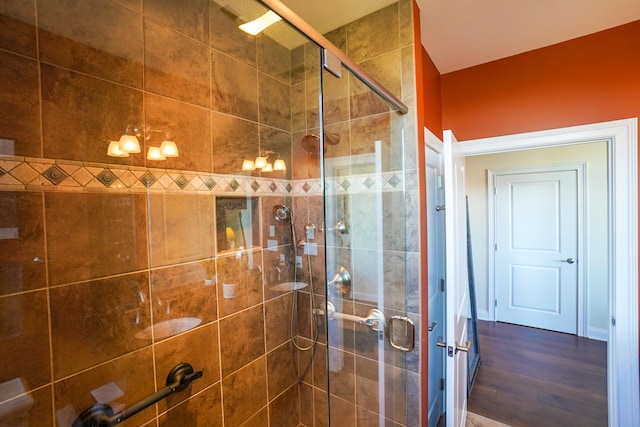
top-left (216, 196), bottom-right (260, 253)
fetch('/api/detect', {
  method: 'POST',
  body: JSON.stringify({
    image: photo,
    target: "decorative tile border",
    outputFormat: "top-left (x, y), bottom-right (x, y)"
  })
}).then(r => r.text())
top-left (0, 156), bottom-right (406, 196)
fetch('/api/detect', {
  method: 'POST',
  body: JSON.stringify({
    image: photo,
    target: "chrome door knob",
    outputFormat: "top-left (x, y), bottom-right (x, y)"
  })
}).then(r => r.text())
top-left (563, 257), bottom-right (575, 264)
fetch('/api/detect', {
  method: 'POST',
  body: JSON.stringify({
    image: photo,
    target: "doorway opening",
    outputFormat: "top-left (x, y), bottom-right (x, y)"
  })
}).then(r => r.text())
top-left (459, 118), bottom-right (639, 426)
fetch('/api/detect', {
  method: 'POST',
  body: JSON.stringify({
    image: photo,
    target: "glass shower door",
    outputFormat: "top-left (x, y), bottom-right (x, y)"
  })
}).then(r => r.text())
top-left (321, 59), bottom-right (420, 425)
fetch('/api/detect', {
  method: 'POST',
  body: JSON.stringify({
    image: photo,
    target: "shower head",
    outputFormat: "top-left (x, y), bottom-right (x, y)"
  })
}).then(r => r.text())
top-left (301, 135), bottom-right (322, 155)
top-left (273, 205), bottom-right (292, 222)
top-left (301, 133), bottom-right (341, 155)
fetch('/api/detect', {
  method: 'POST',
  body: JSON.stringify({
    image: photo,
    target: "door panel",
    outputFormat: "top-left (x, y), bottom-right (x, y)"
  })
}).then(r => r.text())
top-left (426, 141), bottom-right (445, 427)
top-left (444, 130), bottom-right (469, 427)
top-left (495, 171), bottom-right (578, 334)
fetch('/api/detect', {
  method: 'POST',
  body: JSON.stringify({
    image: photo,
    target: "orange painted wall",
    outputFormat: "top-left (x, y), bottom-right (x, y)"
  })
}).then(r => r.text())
top-left (441, 20), bottom-right (640, 141)
top-left (422, 47), bottom-right (443, 138)
top-left (438, 19), bottom-right (640, 361)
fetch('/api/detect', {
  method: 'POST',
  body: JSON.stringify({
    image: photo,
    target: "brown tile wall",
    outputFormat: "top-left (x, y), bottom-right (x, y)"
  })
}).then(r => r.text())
top-left (0, 0), bottom-right (421, 427)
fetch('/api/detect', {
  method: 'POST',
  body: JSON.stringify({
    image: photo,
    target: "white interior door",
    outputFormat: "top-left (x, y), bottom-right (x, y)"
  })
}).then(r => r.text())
top-left (443, 130), bottom-right (469, 427)
top-left (426, 135), bottom-right (445, 427)
top-left (494, 171), bottom-right (578, 334)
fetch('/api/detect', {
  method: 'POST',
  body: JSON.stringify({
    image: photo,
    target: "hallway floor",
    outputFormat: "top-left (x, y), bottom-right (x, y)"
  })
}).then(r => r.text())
top-left (468, 320), bottom-right (607, 427)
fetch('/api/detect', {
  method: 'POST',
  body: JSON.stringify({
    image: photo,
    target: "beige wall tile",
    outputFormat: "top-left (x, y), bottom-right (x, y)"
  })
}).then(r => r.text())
top-left (266, 342), bottom-right (297, 399)
top-left (0, 0), bottom-right (37, 57)
top-left (148, 193), bottom-right (214, 267)
top-left (150, 260), bottom-right (218, 332)
top-left (211, 50), bottom-right (258, 121)
top-left (264, 294), bottom-right (291, 351)
top-left (159, 383), bottom-right (223, 426)
top-left (291, 82), bottom-right (307, 132)
top-left (144, 0), bottom-right (209, 44)
top-left (144, 19), bottom-right (211, 107)
top-left (347, 4), bottom-right (399, 63)
top-left (269, 384), bottom-right (299, 427)
top-left (323, 69), bottom-right (350, 125)
top-left (257, 33), bottom-right (291, 84)
top-left (211, 112), bottom-right (259, 174)
top-left (45, 192), bottom-right (148, 285)
top-left (0, 191), bottom-right (46, 294)
top-left (259, 125), bottom-right (292, 180)
top-left (328, 348), bottom-right (355, 403)
top-left (0, 291), bottom-right (51, 390)
top-left (50, 272), bottom-right (151, 379)
top-left (210, 3), bottom-right (256, 68)
top-left (0, 385), bottom-right (53, 426)
top-left (41, 64), bottom-right (144, 165)
top-left (145, 93), bottom-right (213, 172)
top-left (53, 348), bottom-right (155, 427)
top-left (222, 357), bottom-right (267, 426)
top-left (218, 304), bottom-right (265, 377)
top-left (259, 73), bottom-right (291, 131)
top-left (329, 395), bottom-right (356, 426)
top-left (38, 0), bottom-right (143, 88)
top-left (239, 407), bottom-right (269, 427)
top-left (154, 323), bottom-right (219, 412)
top-left (216, 250), bottom-right (263, 317)
top-left (0, 51), bottom-right (41, 157)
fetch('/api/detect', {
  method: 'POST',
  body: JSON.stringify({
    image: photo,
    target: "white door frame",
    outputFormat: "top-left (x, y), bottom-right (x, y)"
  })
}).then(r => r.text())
top-left (487, 163), bottom-right (587, 336)
top-left (459, 118), bottom-right (639, 427)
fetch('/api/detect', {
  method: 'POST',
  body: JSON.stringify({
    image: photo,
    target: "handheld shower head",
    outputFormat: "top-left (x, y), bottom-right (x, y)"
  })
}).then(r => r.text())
top-left (273, 205), bottom-right (292, 222)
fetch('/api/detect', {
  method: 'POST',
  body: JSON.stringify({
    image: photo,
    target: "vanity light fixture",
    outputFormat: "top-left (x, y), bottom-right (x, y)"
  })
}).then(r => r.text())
top-left (107, 126), bottom-right (180, 161)
top-left (107, 140), bottom-right (129, 157)
top-left (254, 155), bottom-right (267, 169)
top-left (146, 146), bottom-right (166, 161)
top-left (242, 150), bottom-right (286, 172)
top-left (160, 139), bottom-right (179, 157)
top-left (239, 10), bottom-right (281, 35)
top-left (273, 158), bottom-right (286, 171)
top-left (242, 159), bottom-right (255, 170)
top-left (118, 134), bottom-right (141, 153)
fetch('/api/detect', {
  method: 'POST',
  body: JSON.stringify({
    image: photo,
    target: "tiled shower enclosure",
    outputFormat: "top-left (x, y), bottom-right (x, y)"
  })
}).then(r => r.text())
top-left (0, 0), bottom-right (422, 425)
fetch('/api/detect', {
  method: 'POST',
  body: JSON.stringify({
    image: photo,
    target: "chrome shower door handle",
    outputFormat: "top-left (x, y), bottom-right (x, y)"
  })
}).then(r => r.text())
top-left (388, 315), bottom-right (415, 352)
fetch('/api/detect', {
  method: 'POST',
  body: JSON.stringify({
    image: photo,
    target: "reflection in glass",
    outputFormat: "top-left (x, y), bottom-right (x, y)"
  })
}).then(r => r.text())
top-left (216, 197), bottom-right (259, 252)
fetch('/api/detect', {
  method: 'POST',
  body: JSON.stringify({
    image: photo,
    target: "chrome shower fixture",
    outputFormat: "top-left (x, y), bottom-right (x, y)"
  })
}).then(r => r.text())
top-left (328, 266), bottom-right (352, 297)
top-left (300, 132), bottom-right (341, 155)
top-left (273, 204), bottom-right (292, 222)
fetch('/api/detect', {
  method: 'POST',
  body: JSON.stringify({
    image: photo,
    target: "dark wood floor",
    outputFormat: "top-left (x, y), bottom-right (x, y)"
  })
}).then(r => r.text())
top-left (468, 320), bottom-right (608, 427)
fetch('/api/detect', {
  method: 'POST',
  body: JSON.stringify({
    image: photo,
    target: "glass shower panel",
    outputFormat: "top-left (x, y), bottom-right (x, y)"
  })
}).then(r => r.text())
top-left (323, 61), bottom-right (417, 425)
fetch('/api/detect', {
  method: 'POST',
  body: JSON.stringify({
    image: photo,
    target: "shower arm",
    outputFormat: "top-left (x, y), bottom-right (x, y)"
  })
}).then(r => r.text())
top-left (72, 363), bottom-right (203, 427)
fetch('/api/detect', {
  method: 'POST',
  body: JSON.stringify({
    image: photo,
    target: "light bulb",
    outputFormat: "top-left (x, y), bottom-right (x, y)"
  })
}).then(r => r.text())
top-left (254, 156), bottom-right (267, 169)
top-left (273, 159), bottom-right (286, 171)
top-left (107, 140), bottom-right (129, 157)
top-left (242, 159), bottom-right (255, 170)
top-left (160, 140), bottom-right (179, 157)
top-left (147, 146), bottom-right (166, 161)
top-left (118, 134), bottom-right (141, 153)
top-left (262, 163), bottom-right (273, 172)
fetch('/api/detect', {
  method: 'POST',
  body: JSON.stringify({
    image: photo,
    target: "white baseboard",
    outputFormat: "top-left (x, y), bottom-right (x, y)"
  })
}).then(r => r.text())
top-left (477, 310), bottom-right (490, 321)
top-left (588, 327), bottom-right (608, 342)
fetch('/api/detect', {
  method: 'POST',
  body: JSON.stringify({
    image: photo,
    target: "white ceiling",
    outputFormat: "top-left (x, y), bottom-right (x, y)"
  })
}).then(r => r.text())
top-left (280, 0), bottom-right (640, 74)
